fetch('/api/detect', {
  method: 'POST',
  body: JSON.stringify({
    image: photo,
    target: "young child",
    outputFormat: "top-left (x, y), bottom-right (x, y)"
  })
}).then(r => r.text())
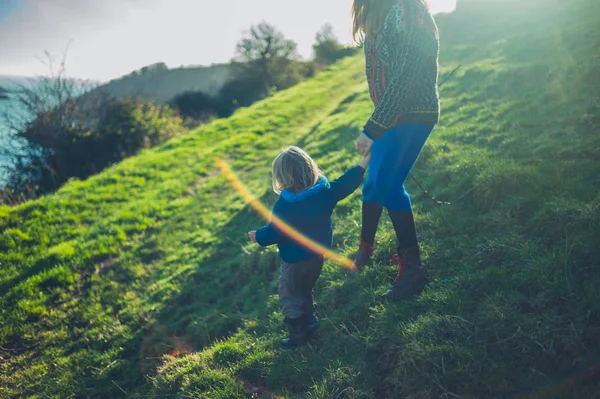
top-left (248, 146), bottom-right (370, 347)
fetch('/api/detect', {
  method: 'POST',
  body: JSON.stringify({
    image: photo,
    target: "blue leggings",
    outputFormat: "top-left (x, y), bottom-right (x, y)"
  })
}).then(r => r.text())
top-left (362, 123), bottom-right (434, 210)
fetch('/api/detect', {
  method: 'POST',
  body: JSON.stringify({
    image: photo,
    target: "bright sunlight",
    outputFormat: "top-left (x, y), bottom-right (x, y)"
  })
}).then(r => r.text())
top-left (429, 0), bottom-right (457, 14)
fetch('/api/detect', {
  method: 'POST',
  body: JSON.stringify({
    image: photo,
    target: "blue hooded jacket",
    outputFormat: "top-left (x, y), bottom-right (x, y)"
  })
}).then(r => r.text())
top-left (255, 165), bottom-right (365, 263)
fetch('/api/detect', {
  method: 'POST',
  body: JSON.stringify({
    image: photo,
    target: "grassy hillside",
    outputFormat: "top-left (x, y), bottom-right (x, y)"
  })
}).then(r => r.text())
top-left (1, 0), bottom-right (600, 397)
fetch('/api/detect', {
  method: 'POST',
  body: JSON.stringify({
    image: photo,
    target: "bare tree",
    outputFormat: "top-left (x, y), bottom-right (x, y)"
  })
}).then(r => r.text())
top-left (1, 49), bottom-right (92, 136)
top-left (0, 49), bottom-right (95, 200)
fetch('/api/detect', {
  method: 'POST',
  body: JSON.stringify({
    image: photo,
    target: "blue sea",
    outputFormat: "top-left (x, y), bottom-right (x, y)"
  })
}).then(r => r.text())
top-left (0, 77), bottom-right (22, 187)
top-left (0, 76), bottom-right (85, 187)
top-left (0, 77), bottom-right (29, 187)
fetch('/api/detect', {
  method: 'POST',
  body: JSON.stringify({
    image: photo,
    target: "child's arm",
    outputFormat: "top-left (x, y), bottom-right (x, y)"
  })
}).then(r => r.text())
top-left (248, 202), bottom-right (283, 246)
top-left (329, 153), bottom-right (371, 203)
top-left (252, 223), bottom-right (282, 246)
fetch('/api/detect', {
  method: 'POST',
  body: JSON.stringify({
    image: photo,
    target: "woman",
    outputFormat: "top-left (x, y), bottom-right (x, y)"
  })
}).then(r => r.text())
top-left (351, 0), bottom-right (440, 301)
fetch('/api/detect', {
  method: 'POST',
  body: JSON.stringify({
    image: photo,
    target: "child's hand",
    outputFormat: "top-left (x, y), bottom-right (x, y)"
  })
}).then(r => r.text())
top-left (359, 152), bottom-right (372, 170)
top-left (248, 230), bottom-right (257, 243)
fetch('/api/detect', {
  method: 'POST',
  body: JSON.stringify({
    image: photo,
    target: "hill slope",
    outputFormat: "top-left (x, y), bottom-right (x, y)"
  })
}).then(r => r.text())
top-left (91, 63), bottom-right (232, 104)
top-left (1, 0), bottom-right (600, 397)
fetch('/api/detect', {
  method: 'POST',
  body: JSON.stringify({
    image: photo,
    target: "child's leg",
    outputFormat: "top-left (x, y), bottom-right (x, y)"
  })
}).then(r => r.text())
top-left (278, 258), bottom-right (323, 346)
top-left (278, 262), bottom-right (305, 321)
top-left (302, 257), bottom-right (324, 332)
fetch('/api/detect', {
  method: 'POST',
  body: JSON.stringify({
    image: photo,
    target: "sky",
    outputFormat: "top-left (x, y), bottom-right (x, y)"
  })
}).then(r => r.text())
top-left (0, 0), bottom-right (457, 82)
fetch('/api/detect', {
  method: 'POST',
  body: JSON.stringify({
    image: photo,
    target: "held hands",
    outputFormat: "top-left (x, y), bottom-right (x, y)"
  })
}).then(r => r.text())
top-left (355, 132), bottom-right (374, 157)
top-left (248, 230), bottom-right (257, 243)
top-left (356, 132), bottom-right (373, 169)
top-left (358, 152), bottom-right (372, 170)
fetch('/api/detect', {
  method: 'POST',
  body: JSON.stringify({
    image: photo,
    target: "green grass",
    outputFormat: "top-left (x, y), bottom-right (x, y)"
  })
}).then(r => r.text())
top-left (1, 0), bottom-right (600, 397)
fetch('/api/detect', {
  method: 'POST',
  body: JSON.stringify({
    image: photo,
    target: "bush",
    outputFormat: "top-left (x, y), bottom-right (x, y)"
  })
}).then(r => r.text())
top-left (169, 91), bottom-right (219, 125)
top-left (313, 24), bottom-right (358, 66)
top-left (2, 96), bottom-right (185, 202)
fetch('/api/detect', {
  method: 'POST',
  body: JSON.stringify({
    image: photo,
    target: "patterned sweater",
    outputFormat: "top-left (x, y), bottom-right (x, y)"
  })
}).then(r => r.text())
top-left (363, 0), bottom-right (440, 139)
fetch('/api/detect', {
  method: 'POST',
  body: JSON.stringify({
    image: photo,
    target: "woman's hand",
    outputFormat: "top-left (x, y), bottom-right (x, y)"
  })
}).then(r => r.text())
top-left (355, 132), bottom-right (374, 156)
top-left (248, 230), bottom-right (257, 243)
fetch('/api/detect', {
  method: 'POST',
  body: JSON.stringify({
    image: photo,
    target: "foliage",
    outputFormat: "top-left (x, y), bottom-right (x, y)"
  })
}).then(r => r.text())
top-left (2, 0), bottom-right (600, 397)
top-left (313, 24), bottom-right (357, 66)
top-left (1, 91), bottom-right (186, 202)
top-left (169, 90), bottom-right (219, 125)
top-left (167, 22), bottom-right (320, 124)
top-left (234, 22), bottom-right (305, 95)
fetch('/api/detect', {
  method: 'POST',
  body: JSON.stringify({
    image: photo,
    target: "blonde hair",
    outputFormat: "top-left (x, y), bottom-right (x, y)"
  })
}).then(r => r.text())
top-left (272, 146), bottom-right (322, 194)
top-left (352, 0), bottom-right (429, 43)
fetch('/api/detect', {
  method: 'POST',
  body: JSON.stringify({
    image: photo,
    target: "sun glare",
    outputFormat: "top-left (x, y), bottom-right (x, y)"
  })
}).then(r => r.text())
top-left (216, 158), bottom-right (357, 271)
top-left (429, 0), bottom-right (457, 14)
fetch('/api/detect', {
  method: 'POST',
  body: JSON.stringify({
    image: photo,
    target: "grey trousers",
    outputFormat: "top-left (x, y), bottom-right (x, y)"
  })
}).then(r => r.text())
top-left (278, 257), bottom-right (324, 319)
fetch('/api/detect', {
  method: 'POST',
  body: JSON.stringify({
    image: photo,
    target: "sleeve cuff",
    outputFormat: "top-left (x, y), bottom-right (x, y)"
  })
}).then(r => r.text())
top-left (363, 118), bottom-right (389, 139)
top-left (362, 129), bottom-right (375, 141)
top-left (354, 164), bottom-right (367, 174)
top-left (254, 226), bottom-right (268, 246)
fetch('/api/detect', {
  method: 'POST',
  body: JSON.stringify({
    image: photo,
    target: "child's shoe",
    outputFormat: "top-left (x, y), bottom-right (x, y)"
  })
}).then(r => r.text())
top-left (281, 315), bottom-right (308, 348)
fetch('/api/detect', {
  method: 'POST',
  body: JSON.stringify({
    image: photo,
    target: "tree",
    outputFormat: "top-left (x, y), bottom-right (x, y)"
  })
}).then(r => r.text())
top-left (0, 87), bottom-right (8, 100)
top-left (235, 22), bottom-right (299, 93)
top-left (140, 62), bottom-right (168, 75)
top-left (312, 24), bottom-right (354, 66)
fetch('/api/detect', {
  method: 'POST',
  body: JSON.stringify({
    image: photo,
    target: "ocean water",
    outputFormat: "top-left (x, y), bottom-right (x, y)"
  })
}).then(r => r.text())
top-left (0, 77), bottom-right (31, 186)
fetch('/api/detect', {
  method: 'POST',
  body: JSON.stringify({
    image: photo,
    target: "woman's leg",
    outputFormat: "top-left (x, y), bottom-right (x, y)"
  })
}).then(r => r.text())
top-left (361, 202), bottom-right (384, 245)
top-left (364, 123), bottom-right (434, 211)
top-left (353, 202), bottom-right (383, 269)
top-left (388, 209), bottom-right (418, 249)
top-left (385, 208), bottom-right (429, 299)
top-left (363, 123), bottom-right (434, 299)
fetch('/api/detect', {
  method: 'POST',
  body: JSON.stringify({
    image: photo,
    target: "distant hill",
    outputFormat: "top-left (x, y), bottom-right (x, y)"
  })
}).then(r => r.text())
top-left (90, 62), bottom-right (233, 104)
top-left (0, 76), bottom-right (32, 87)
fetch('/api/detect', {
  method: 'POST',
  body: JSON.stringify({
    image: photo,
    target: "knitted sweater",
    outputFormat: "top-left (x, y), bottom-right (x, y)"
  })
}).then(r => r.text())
top-left (363, 0), bottom-right (440, 139)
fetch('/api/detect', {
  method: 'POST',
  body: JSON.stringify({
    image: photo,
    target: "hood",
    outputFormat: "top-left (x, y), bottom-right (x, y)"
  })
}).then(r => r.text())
top-left (280, 176), bottom-right (329, 203)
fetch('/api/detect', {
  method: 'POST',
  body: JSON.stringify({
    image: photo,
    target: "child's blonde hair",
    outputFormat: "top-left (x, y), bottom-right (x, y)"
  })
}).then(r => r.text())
top-left (272, 146), bottom-right (322, 194)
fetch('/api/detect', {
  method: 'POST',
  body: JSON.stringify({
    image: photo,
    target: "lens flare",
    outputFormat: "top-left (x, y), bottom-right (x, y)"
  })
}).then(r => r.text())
top-left (216, 158), bottom-right (357, 271)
